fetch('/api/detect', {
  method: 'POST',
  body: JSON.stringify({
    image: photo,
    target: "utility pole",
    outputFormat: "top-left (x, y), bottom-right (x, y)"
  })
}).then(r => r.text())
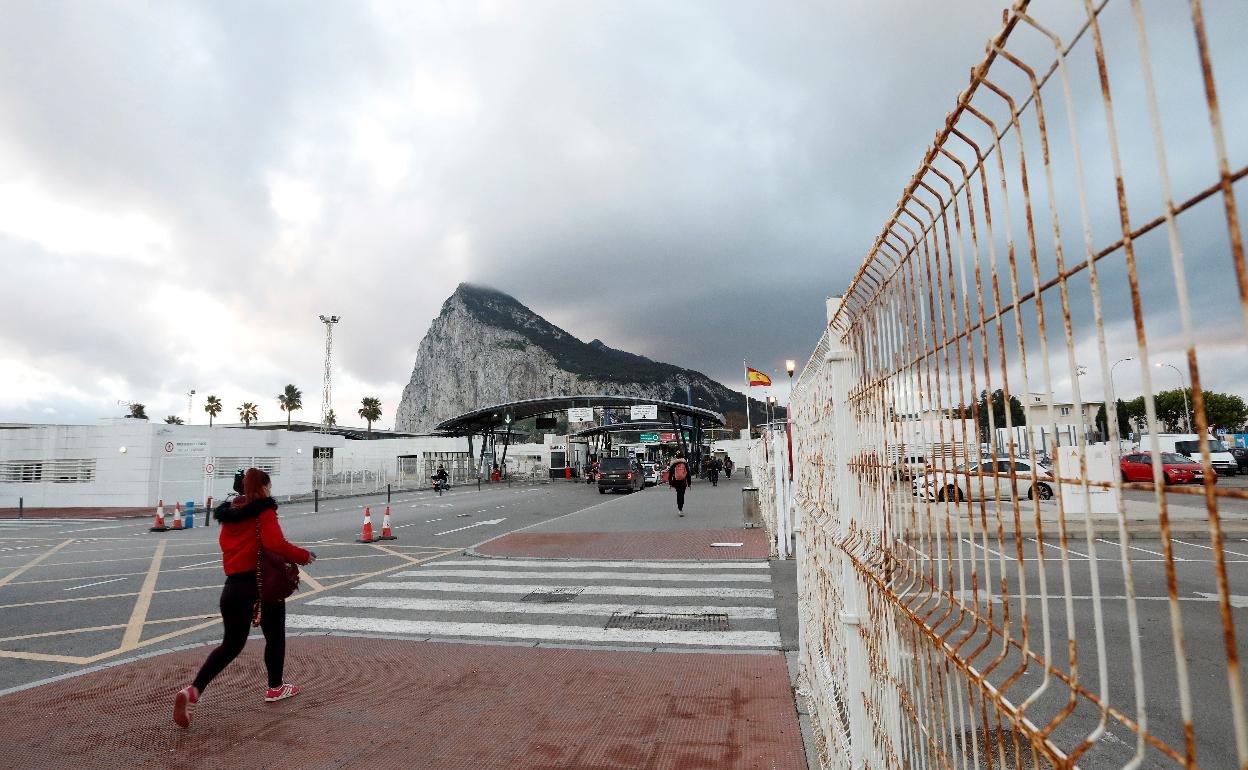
top-left (319, 315), bottom-right (341, 432)
top-left (187, 389), bottom-right (196, 425)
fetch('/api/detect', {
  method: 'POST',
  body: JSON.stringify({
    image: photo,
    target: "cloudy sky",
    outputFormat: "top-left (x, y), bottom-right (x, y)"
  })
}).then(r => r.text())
top-left (0, 1), bottom-right (1243, 429)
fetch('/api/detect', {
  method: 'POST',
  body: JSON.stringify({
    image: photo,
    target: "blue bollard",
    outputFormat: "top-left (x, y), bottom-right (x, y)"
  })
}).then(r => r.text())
top-left (184, 501), bottom-right (195, 529)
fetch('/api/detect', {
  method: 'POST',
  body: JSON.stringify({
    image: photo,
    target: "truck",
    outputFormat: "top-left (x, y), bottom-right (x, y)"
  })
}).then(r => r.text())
top-left (1137, 434), bottom-right (1238, 476)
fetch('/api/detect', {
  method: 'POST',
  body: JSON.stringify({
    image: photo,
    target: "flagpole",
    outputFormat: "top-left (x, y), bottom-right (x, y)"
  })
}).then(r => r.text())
top-left (744, 360), bottom-right (752, 439)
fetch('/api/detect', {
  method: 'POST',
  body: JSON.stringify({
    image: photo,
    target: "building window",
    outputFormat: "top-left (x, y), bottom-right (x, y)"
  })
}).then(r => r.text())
top-left (214, 457), bottom-right (281, 477)
top-left (1060, 407), bottom-right (1071, 416)
top-left (0, 459), bottom-right (95, 483)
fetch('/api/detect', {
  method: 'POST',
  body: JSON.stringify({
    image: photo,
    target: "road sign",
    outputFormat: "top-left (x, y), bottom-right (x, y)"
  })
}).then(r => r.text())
top-left (659, 431), bottom-right (691, 442)
top-left (639, 433), bottom-right (660, 444)
top-left (630, 404), bottom-right (658, 420)
top-left (204, 462), bottom-right (215, 475)
top-left (163, 440), bottom-right (209, 456)
top-left (568, 407), bottom-right (594, 422)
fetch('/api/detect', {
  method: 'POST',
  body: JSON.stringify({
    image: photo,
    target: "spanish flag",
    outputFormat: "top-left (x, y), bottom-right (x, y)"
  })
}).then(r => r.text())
top-left (746, 366), bottom-right (772, 387)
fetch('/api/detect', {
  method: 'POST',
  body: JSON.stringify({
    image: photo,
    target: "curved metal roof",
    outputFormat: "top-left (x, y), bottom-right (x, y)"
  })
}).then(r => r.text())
top-left (434, 395), bottom-right (724, 435)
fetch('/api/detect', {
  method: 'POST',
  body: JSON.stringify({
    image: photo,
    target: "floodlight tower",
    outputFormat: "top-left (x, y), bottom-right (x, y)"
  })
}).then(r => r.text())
top-left (318, 315), bottom-right (341, 431)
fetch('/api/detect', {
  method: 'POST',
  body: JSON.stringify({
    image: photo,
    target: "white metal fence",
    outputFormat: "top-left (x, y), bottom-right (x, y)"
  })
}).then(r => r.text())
top-left (785, 2), bottom-right (1247, 767)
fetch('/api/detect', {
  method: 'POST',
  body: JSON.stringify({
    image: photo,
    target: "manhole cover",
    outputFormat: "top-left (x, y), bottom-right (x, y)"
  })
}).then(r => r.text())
top-left (604, 612), bottom-right (730, 632)
top-left (520, 587), bottom-right (584, 603)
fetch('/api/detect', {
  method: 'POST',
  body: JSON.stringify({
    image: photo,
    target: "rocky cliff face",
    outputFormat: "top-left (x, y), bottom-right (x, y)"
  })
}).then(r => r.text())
top-left (395, 284), bottom-right (767, 433)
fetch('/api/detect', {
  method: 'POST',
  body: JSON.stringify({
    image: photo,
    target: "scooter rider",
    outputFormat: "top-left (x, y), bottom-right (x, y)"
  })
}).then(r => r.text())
top-left (432, 465), bottom-right (449, 490)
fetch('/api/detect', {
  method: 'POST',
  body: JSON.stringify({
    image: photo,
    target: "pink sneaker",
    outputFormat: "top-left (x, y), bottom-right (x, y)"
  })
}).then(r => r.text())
top-left (173, 685), bottom-right (199, 728)
top-left (265, 683), bottom-right (300, 702)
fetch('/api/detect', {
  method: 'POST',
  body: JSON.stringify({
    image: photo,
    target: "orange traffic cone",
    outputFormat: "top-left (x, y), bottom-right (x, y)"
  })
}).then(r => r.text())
top-left (171, 502), bottom-right (184, 531)
top-left (356, 506), bottom-right (375, 543)
top-left (149, 499), bottom-right (169, 532)
top-left (377, 506), bottom-right (396, 540)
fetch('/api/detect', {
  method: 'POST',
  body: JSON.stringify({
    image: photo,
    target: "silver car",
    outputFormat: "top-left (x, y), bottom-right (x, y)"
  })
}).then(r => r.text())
top-left (914, 458), bottom-right (1055, 502)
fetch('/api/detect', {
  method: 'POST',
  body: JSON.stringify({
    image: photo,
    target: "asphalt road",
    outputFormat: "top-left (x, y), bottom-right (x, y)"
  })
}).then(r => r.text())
top-left (0, 479), bottom-right (616, 692)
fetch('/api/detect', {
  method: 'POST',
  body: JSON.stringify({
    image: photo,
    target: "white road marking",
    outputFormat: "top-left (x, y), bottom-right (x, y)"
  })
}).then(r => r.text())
top-left (63, 577), bottom-right (129, 591)
top-left (1195, 592), bottom-right (1248, 608)
top-left (359, 581), bottom-right (773, 599)
top-left (426, 519), bottom-right (441, 523)
top-left (178, 559), bottom-right (221, 570)
top-left (434, 519), bottom-right (506, 536)
top-left (1173, 538), bottom-right (1248, 558)
top-left (1028, 537), bottom-right (1090, 560)
top-left (436, 559), bottom-right (768, 570)
top-left (62, 524), bottom-right (126, 533)
top-left (308, 595), bottom-right (777, 619)
top-left (1096, 538), bottom-right (1170, 558)
top-left (286, 614), bottom-right (780, 647)
top-left (408, 568), bottom-right (770, 583)
top-left (710, 542), bottom-right (743, 547)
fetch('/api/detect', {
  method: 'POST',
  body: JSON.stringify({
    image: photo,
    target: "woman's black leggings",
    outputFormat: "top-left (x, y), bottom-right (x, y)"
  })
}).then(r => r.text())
top-left (192, 573), bottom-right (286, 693)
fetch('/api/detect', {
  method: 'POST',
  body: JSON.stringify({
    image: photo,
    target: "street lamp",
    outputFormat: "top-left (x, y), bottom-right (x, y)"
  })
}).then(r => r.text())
top-left (784, 360), bottom-right (796, 482)
top-left (1109, 358), bottom-right (1132, 435)
top-left (187, 389), bottom-right (196, 425)
top-left (1156, 362), bottom-right (1192, 432)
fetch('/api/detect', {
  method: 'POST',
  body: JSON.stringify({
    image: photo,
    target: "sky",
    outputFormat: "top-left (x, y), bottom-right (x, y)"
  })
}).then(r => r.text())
top-left (0, 1), bottom-right (1244, 430)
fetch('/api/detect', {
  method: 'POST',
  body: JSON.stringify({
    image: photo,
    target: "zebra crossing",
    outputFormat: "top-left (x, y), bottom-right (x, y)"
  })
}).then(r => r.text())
top-left (288, 557), bottom-right (781, 651)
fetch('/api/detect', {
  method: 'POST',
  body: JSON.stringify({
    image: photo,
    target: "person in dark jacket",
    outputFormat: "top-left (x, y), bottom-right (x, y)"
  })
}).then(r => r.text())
top-left (669, 456), bottom-right (691, 516)
top-left (173, 468), bottom-right (316, 728)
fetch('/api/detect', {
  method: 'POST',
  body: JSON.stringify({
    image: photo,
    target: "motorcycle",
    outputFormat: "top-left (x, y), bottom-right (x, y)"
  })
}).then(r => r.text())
top-left (433, 477), bottom-right (449, 496)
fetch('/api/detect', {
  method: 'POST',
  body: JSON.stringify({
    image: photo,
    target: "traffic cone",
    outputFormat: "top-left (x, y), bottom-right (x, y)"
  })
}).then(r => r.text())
top-left (149, 499), bottom-right (168, 532)
top-left (171, 503), bottom-right (184, 531)
top-left (377, 506), bottom-right (396, 540)
top-left (356, 506), bottom-right (375, 543)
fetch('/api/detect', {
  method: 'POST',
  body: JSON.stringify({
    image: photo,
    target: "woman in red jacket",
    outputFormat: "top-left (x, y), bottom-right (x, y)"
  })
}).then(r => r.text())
top-left (173, 468), bottom-right (316, 728)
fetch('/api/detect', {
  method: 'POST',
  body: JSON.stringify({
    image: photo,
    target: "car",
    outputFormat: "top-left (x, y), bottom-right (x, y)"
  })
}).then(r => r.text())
top-left (1120, 452), bottom-right (1217, 485)
top-left (642, 463), bottom-right (660, 487)
top-left (1229, 446), bottom-right (1248, 472)
top-left (914, 458), bottom-right (1055, 502)
top-left (597, 457), bottom-right (644, 494)
top-left (1139, 434), bottom-right (1237, 476)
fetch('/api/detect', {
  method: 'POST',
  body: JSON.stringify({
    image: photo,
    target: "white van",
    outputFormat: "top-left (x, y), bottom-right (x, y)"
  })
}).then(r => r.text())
top-left (1139, 434), bottom-right (1238, 476)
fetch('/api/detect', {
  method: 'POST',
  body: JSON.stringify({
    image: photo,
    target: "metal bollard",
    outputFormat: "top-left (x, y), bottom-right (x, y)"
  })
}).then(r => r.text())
top-left (387, 483), bottom-right (391, 504)
top-left (314, 488), bottom-right (319, 513)
top-left (18, 496), bottom-right (22, 519)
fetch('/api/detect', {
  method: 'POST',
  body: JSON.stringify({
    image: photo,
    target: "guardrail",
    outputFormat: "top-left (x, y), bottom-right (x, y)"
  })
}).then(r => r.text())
top-left (788, 1), bottom-right (1246, 767)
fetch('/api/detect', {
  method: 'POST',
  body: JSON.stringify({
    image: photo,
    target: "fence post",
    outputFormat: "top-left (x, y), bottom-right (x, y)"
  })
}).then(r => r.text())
top-left (18, 496), bottom-right (22, 519)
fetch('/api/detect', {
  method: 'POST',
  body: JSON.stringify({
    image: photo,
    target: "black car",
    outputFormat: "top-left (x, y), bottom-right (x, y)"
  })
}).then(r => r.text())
top-left (597, 457), bottom-right (644, 494)
top-left (1230, 446), bottom-right (1248, 472)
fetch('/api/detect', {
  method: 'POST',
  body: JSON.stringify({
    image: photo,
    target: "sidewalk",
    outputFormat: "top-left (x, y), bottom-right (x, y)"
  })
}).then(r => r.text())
top-left (0, 476), bottom-right (809, 769)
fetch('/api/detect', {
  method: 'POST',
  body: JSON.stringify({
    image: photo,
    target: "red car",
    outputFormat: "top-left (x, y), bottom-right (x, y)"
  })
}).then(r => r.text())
top-left (1120, 452), bottom-right (1217, 485)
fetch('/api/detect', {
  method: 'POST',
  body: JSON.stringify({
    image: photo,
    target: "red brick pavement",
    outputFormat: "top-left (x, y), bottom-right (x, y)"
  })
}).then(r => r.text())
top-left (0, 506), bottom-right (154, 519)
top-left (0, 637), bottom-right (806, 770)
top-left (478, 528), bottom-right (770, 560)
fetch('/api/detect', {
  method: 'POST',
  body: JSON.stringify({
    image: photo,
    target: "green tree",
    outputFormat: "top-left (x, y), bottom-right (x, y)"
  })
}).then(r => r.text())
top-left (358, 397), bottom-right (382, 437)
top-left (125, 402), bottom-right (148, 420)
top-left (204, 395), bottom-right (223, 426)
top-left (163, 415), bottom-right (184, 424)
top-left (1200, 391), bottom-right (1248, 432)
top-left (325, 409), bottom-right (337, 427)
top-left (1094, 399), bottom-right (1132, 440)
top-left (953, 389), bottom-right (1026, 444)
top-left (1114, 389), bottom-right (1245, 434)
top-left (277, 384), bottom-right (303, 428)
top-left (238, 402), bottom-right (258, 426)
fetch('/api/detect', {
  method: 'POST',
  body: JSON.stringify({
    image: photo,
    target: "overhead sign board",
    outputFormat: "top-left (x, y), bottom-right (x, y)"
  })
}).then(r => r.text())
top-left (568, 407), bottom-right (594, 423)
top-left (163, 440), bottom-right (209, 456)
top-left (658, 431), bottom-right (692, 443)
top-left (630, 404), bottom-right (658, 421)
top-left (639, 433), bottom-right (660, 444)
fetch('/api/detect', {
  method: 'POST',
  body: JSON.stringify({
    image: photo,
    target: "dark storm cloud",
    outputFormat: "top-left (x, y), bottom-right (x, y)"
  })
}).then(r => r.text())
top-left (0, 1), bottom-right (1242, 425)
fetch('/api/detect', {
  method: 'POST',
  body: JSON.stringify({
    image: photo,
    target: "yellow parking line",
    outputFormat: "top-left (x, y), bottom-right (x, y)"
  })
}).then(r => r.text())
top-left (0, 540), bottom-right (73, 588)
top-left (299, 567), bottom-right (325, 592)
top-left (120, 540), bottom-right (166, 649)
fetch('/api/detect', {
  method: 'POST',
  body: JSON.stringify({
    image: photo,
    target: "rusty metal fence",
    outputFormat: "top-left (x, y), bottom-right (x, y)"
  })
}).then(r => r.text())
top-left (789, 1), bottom-right (1247, 768)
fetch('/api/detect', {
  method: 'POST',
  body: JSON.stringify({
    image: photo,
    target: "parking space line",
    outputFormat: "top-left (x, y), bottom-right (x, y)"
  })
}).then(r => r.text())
top-left (64, 577), bottom-right (129, 592)
top-left (1173, 538), bottom-right (1248, 558)
top-left (1095, 538), bottom-right (1170, 558)
top-left (0, 540), bottom-right (73, 588)
top-left (121, 540), bottom-right (166, 649)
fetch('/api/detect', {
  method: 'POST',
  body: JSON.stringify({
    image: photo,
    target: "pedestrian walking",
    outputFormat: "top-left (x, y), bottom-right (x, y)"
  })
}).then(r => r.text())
top-left (173, 468), bottom-right (317, 728)
top-left (708, 457), bottom-right (721, 487)
top-left (724, 456), bottom-right (734, 479)
top-left (669, 456), bottom-right (691, 516)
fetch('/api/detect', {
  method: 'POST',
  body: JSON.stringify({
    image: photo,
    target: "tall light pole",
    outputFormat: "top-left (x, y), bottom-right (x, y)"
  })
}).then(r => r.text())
top-left (1156, 362), bottom-right (1191, 432)
top-left (319, 315), bottom-right (341, 432)
top-left (785, 360), bottom-right (796, 481)
top-left (1109, 358), bottom-right (1132, 436)
top-left (187, 389), bottom-right (196, 425)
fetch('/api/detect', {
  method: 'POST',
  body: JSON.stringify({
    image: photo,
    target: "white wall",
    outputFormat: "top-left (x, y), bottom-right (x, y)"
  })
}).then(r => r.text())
top-left (0, 421), bottom-right (343, 508)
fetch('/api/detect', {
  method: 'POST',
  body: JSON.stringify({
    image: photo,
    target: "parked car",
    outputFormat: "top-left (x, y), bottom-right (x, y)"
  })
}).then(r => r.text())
top-left (914, 458), bottom-right (1055, 502)
top-left (1228, 446), bottom-right (1248, 473)
top-left (597, 457), bottom-right (644, 494)
top-left (642, 463), bottom-right (660, 487)
top-left (1138, 434), bottom-right (1237, 476)
top-left (1120, 452), bottom-right (1217, 485)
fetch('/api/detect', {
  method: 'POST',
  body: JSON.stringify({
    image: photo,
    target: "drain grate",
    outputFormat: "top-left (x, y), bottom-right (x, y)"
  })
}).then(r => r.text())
top-left (520, 587), bottom-right (584, 603)
top-left (604, 612), bottom-right (730, 632)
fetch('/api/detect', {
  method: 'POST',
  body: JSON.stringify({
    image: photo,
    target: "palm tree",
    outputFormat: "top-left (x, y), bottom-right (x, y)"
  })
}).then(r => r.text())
top-left (126, 403), bottom-right (148, 420)
top-left (164, 415), bottom-right (184, 424)
top-left (239, 402), bottom-right (258, 427)
top-left (204, 395), bottom-right (222, 426)
top-left (277, 384), bottom-right (303, 428)
top-left (325, 409), bottom-right (337, 427)
top-left (358, 397), bottom-right (382, 438)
